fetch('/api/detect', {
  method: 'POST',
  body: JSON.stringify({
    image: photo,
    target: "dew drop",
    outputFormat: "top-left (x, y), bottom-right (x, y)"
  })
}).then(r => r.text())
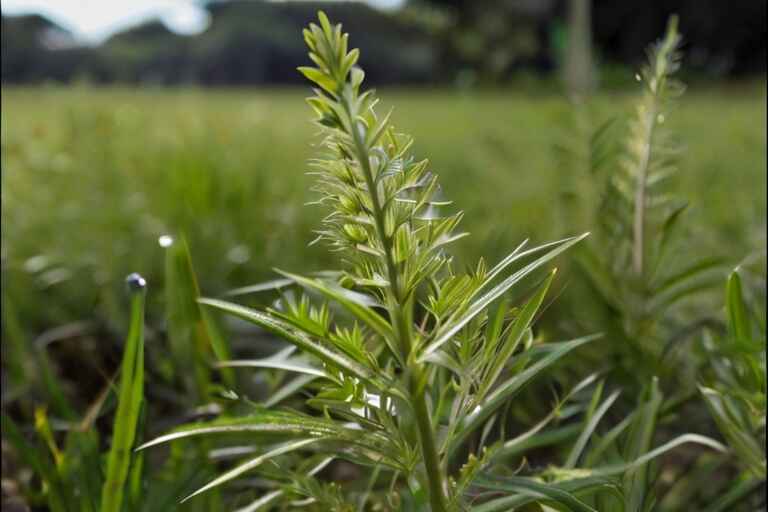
top-left (126, 272), bottom-right (147, 292)
top-left (635, 73), bottom-right (642, 82)
top-left (158, 234), bottom-right (174, 248)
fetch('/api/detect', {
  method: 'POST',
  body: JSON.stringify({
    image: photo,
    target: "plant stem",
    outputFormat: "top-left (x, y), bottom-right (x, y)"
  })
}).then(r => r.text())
top-left (410, 365), bottom-right (449, 512)
top-left (346, 93), bottom-right (449, 511)
top-left (631, 102), bottom-right (655, 276)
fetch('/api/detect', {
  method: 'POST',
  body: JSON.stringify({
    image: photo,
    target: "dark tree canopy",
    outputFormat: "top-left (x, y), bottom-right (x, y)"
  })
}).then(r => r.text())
top-left (2, 0), bottom-right (765, 85)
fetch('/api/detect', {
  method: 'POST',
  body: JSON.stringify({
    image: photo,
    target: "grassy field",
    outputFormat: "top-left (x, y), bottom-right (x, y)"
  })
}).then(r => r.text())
top-left (2, 84), bottom-right (765, 334)
top-left (1, 81), bottom-right (766, 509)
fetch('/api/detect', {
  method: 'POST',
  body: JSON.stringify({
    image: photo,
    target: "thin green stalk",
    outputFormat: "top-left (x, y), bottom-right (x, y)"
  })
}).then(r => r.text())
top-left (348, 97), bottom-right (402, 301)
top-left (630, 16), bottom-right (680, 276)
top-left (631, 101), bottom-right (656, 276)
top-left (409, 365), bottom-right (449, 512)
top-left (346, 89), bottom-right (449, 511)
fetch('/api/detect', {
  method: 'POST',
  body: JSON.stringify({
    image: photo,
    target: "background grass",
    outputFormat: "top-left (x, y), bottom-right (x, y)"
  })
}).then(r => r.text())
top-left (3, 84), bottom-right (765, 336)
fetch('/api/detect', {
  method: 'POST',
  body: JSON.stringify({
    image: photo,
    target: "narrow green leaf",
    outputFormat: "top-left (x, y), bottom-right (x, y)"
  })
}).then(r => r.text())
top-left (652, 257), bottom-right (722, 297)
top-left (473, 475), bottom-right (620, 512)
top-left (137, 409), bottom-right (392, 454)
top-left (564, 389), bottom-right (621, 468)
top-left (100, 274), bottom-right (146, 512)
top-left (473, 474), bottom-right (599, 512)
top-left (165, 235), bottom-right (234, 398)
top-left (589, 433), bottom-right (726, 478)
top-left (477, 270), bottom-right (557, 401)
top-left (266, 374), bottom-right (318, 408)
top-left (198, 298), bottom-right (395, 394)
top-left (494, 424), bottom-right (582, 462)
top-left (218, 357), bottom-right (327, 378)
top-left (234, 491), bottom-right (283, 512)
top-left (623, 379), bottom-right (662, 511)
top-left (420, 234), bottom-right (588, 361)
top-left (275, 270), bottom-right (395, 345)
top-left (226, 278), bottom-right (294, 296)
top-left (700, 386), bottom-right (766, 478)
top-left (297, 66), bottom-right (337, 94)
top-left (181, 439), bottom-right (320, 502)
top-left (726, 270), bottom-right (751, 343)
top-left (449, 334), bottom-right (599, 455)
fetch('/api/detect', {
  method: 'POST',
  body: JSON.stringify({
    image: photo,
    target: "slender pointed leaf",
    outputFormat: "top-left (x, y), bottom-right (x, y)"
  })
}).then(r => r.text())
top-left (181, 438), bottom-right (321, 502)
top-left (472, 474), bottom-right (598, 512)
top-left (198, 298), bottom-right (395, 394)
top-left (449, 334), bottom-right (599, 455)
top-left (420, 234), bottom-right (588, 361)
top-left (100, 276), bottom-right (146, 512)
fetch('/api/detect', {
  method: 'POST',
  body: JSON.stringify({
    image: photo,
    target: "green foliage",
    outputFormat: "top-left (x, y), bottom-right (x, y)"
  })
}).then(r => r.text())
top-left (563, 17), bottom-right (725, 388)
top-left (700, 270), bottom-right (766, 479)
top-left (550, 16), bottom-right (767, 510)
top-left (472, 377), bottom-right (726, 512)
top-left (140, 11), bottom-right (599, 510)
top-left (2, 274), bottom-right (148, 512)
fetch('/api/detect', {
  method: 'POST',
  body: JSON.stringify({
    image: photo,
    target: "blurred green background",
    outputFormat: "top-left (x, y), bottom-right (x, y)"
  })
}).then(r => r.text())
top-left (3, 83), bottom-right (765, 338)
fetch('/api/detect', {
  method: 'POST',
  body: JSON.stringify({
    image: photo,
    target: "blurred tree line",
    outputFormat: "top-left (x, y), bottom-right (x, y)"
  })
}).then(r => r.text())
top-left (2, 0), bottom-right (765, 86)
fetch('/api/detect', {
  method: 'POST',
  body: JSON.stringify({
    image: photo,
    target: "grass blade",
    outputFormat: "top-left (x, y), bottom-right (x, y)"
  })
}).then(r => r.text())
top-left (181, 438), bottom-right (321, 502)
top-left (564, 389), bottom-right (622, 468)
top-left (476, 270), bottom-right (557, 401)
top-left (165, 235), bottom-right (234, 400)
top-left (100, 273), bottom-right (147, 512)
top-left (726, 269), bottom-right (751, 342)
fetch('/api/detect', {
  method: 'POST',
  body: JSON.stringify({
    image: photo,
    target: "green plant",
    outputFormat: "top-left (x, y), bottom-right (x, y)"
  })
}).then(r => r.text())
top-left (135, 13), bottom-right (739, 511)
top-left (563, 16), bottom-right (723, 390)
top-left (550, 17), bottom-right (766, 509)
top-left (471, 376), bottom-right (726, 512)
top-left (163, 234), bottom-right (235, 403)
top-left (2, 268), bottom-right (231, 512)
top-left (139, 12), bottom-right (599, 510)
top-left (700, 269), bottom-right (766, 482)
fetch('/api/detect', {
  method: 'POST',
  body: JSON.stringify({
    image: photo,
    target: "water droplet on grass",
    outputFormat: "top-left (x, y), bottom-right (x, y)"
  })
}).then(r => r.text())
top-left (126, 272), bottom-right (147, 292)
top-left (158, 235), bottom-right (174, 247)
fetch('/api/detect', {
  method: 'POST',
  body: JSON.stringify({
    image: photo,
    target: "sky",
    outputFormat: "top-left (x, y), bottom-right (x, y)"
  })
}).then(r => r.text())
top-left (1, 0), bottom-right (404, 44)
